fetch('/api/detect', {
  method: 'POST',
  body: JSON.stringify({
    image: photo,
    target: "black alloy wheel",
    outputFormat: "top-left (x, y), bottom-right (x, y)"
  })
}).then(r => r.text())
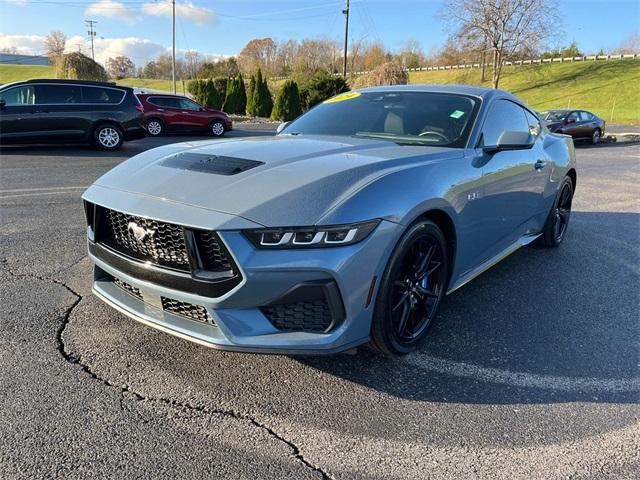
top-left (371, 220), bottom-right (448, 356)
top-left (540, 176), bottom-right (574, 247)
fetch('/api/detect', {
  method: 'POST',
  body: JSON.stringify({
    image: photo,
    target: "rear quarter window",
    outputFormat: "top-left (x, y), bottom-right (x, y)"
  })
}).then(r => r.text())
top-left (81, 86), bottom-right (125, 104)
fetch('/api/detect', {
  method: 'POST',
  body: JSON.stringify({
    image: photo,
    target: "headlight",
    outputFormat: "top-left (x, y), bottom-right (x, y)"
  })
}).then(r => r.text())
top-left (244, 220), bottom-right (380, 249)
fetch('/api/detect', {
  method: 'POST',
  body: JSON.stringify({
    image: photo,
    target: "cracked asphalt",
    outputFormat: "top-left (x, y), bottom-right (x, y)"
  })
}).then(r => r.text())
top-left (0, 126), bottom-right (638, 479)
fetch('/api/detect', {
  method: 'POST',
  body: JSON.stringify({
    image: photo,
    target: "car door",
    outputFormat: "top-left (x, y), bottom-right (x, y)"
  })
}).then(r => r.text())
top-left (35, 83), bottom-right (86, 140)
top-left (177, 97), bottom-right (207, 130)
top-left (475, 99), bottom-right (548, 261)
top-left (155, 96), bottom-right (188, 131)
top-left (562, 110), bottom-right (582, 139)
top-left (0, 84), bottom-right (39, 142)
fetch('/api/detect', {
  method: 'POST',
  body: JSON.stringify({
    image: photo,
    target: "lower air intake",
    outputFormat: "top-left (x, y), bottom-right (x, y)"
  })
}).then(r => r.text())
top-left (161, 297), bottom-right (214, 325)
top-left (261, 300), bottom-right (333, 333)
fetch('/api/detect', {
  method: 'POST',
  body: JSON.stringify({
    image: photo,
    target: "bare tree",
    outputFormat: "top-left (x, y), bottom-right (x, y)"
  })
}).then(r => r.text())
top-left (441, 0), bottom-right (559, 88)
top-left (612, 32), bottom-right (640, 55)
top-left (238, 38), bottom-right (278, 76)
top-left (183, 50), bottom-right (203, 79)
top-left (44, 30), bottom-right (66, 62)
top-left (106, 56), bottom-right (135, 79)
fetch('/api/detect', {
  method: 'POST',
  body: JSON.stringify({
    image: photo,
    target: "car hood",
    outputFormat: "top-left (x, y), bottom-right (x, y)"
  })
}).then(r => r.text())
top-left (91, 135), bottom-right (460, 227)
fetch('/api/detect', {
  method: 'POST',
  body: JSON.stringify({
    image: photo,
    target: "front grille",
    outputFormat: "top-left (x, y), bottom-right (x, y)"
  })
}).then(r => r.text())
top-left (262, 300), bottom-right (333, 333)
top-left (113, 277), bottom-right (143, 300)
top-left (161, 297), bottom-right (214, 324)
top-left (100, 208), bottom-right (190, 271)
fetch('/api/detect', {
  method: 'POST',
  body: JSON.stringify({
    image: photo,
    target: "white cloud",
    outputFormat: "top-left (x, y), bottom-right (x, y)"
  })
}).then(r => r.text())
top-left (0, 33), bottom-right (45, 55)
top-left (85, 0), bottom-right (140, 26)
top-left (0, 33), bottom-right (231, 66)
top-left (143, 1), bottom-right (216, 26)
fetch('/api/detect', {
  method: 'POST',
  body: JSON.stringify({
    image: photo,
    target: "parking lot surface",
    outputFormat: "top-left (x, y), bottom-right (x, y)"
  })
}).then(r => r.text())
top-left (1, 126), bottom-right (638, 479)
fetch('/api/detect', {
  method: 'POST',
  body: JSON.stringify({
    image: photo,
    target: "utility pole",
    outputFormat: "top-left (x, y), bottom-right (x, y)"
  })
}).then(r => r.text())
top-left (342, 0), bottom-right (350, 77)
top-left (85, 20), bottom-right (97, 61)
top-left (172, 0), bottom-right (176, 93)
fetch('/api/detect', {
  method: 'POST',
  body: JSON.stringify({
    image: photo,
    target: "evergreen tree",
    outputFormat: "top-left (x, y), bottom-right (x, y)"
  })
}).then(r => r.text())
top-left (246, 73), bottom-right (257, 116)
top-left (253, 68), bottom-right (273, 118)
top-left (271, 79), bottom-right (302, 121)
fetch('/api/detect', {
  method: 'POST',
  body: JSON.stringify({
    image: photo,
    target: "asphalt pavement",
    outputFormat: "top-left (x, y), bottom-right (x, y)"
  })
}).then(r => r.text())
top-left (0, 126), bottom-right (638, 479)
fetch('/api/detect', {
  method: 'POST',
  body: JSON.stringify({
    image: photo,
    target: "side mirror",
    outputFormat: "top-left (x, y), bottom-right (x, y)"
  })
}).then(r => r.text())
top-left (483, 130), bottom-right (534, 154)
top-left (276, 121), bottom-right (290, 134)
top-left (0, 99), bottom-right (5, 110)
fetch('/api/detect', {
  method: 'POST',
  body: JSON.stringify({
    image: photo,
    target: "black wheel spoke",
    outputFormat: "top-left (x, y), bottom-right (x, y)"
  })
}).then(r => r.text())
top-left (396, 299), bottom-right (411, 335)
top-left (416, 245), bottom-right (435, 277)
top-left (392, 291), bottom-right (409, 311)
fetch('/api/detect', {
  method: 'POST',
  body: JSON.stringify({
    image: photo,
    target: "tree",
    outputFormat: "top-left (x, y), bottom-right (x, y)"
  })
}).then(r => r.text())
top-left (223, 75), bottom-right (247, 114)
top-left (106, 56), bottom-right (135, 79)
top-left (238, 38), bottom-right (278, 76)
top-left (56, 52), bottom-right (108, 82)
top-left (198, 79), bottom-right (220, 108)
top-left (187, 78), bottom-right (202, 98)
top-left (352, 62), bottom-right (408, 88)
top-left (246, 73), bottom-right (258, 116)
top-left (362, 43), bottom-right (388, 71)
top-left (252, 69), bottom-right (273, 117)
top-left (272, 80), bottom-right (302, 121)
top-left (184, 50), bottom-right (203, 79)
top-left (212, 77), bottom-right (228, 103)
top-left (299, 70), bottom-right (349, 109)
top-left (441, 0), bottom-right (559, 88)
top-left (399, 38), bottom-right (425, 69)
top-left (44, 30), bottom-right (66, 63)
top-left (142, 61), bottom-right (157, 78)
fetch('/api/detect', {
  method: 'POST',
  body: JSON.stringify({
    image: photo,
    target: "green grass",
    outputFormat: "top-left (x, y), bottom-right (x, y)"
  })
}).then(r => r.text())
top-left (409, 59), bottom-right (640, 125)
top-left (116, 77), bottom-right (181, 93)
top-left (0, 64), bottom-right (55, 84)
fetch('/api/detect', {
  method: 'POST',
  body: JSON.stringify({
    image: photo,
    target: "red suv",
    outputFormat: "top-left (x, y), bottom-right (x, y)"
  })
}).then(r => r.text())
top-left (136, 93), bottom-right (232, 137)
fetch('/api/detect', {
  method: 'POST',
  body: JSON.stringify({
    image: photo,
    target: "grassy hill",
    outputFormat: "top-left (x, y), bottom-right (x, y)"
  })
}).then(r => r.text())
top-left (0, 64), bottom-right (55, 83)
top-left (409, 59), bottom-right (640, 125)
top-left (2, 59), bottom-right (638, 124)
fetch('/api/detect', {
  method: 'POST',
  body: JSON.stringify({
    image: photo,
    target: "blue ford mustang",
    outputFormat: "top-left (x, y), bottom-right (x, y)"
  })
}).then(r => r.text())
top-left (82, 84), bottom-right (576, 356)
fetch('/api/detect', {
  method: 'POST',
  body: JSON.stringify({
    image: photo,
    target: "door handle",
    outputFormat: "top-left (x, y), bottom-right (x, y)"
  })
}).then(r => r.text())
top-left (157, 108), bottom-right (165, 111)
top-left (534, 160), bottom-right (547, 170)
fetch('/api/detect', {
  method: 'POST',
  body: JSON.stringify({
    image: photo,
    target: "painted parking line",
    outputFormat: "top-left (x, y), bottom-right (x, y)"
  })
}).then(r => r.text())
top-left (403, 354), bottom-right (640, 393)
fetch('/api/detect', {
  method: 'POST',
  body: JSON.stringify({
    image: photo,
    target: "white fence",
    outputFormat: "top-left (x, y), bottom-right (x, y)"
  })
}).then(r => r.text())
top-left (403, 53), bottom-right (639, 73)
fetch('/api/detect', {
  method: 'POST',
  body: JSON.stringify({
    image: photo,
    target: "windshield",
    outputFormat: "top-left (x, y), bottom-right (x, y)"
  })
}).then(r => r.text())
top-left (282, 91), bottom-right (479, 148)
top-left (545, 111), bottom-right (567, 122)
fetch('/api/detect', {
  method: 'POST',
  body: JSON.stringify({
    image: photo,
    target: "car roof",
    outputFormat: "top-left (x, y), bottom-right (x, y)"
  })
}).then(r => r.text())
top-left (358, 83), bottom-right (496, 98)
top-left (0, 78), bottom-right (131, 90)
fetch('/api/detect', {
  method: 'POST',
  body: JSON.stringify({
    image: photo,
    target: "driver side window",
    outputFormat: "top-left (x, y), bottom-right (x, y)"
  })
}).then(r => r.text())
top-left (179, 98), bottom-right (201, 111)
top-left (481, 100), bottom-right (529, 146)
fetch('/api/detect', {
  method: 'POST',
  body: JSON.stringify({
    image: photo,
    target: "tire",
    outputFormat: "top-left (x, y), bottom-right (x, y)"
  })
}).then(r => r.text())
top-left (94, 124), bottom-right (124, 151)
top-left (590, 128), bottom-right (601, 145)
top-left (539, 176), bottom-right (574, 247)
top-left (370, 220), bottom-right (449, 356)
top-left (210, 120), bottom-right (225, 137)
top-left (145, 118), bottom-right (164, 136)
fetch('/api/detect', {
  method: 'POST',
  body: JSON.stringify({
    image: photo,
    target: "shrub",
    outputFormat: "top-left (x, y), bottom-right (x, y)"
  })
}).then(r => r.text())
top-left (199, 78), bottom-right (221, 109)
top-left (186, 78), bottom-right (201, 97)
top-left (248, 68), bottom-right (273, 117)
top-left (271, 79), bottom-right (302, 121)
top-left (56, 52), bottom-right (108, 82)
top-left (223, 75), bottom-right (247, 114)
top-left (351, 61), bottom-right (408, 88)
top-left (246, 74), bottom-right (257, 116)
top-left (300, 70), bottom-right (349, 109)
top-left (212, 77), bottom-right (227, 106)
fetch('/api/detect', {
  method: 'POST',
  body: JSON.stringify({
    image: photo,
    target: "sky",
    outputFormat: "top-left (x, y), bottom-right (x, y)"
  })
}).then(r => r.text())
top-left (0, 0), bottom-right (638, 66)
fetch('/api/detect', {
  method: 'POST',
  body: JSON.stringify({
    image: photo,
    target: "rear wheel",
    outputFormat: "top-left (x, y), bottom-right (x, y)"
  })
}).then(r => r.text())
top-left (371, 220), bottom-right (448, 356)
top-left (210, 120), bottom-right (225, 137)
top-left (539, 176), bottom-right (574, 247)
top-left (94, 124), bottom-right (123, 151)
top-left (145, 118), bottom-right (163, 136)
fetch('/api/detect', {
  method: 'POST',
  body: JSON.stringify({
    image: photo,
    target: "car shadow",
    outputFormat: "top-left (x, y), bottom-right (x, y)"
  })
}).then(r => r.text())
top-left (296, 211), bottom-right (639, 405)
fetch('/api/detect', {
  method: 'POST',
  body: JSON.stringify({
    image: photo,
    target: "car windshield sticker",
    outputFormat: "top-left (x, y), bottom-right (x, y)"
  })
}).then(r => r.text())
top-left (324, 91), bottom-right (361, 104)
top-left (450, 110), bottom-right (465, 119)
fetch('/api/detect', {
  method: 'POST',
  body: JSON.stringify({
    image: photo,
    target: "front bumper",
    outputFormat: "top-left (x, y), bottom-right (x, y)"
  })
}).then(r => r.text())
top-left (83, 186), bottom-right (398, 354)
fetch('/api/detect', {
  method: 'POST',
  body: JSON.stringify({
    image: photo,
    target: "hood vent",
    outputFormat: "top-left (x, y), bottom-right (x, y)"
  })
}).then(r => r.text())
top-left (160, 153), bottom-right (264, 176)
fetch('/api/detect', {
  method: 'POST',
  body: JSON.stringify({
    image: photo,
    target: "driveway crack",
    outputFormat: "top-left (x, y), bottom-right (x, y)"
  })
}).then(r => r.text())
top-left (1, 259), bottom-right (333, 479)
